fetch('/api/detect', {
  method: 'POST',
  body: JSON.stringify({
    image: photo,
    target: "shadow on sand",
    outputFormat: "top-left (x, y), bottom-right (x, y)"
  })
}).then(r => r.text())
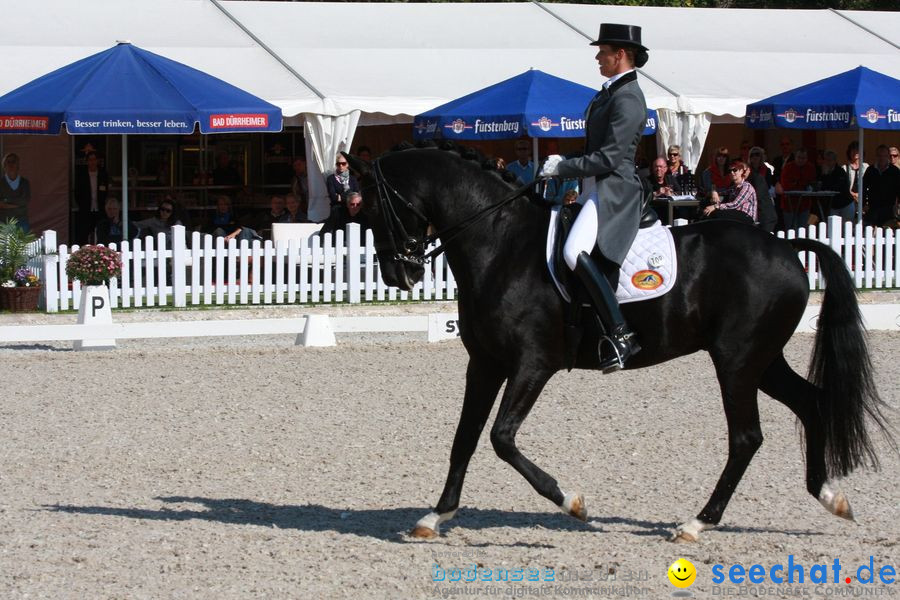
top-left (42, 496), bottom-right (823, 543)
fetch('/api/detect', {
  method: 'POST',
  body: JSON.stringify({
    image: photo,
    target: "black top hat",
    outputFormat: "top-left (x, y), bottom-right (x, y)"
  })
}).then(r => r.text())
top-left (589, 23), bottom-right (648, 52)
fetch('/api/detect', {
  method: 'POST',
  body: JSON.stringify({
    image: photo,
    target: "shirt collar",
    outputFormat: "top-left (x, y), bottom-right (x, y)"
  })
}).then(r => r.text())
top-left (603, 69), bottom-right (635, 90)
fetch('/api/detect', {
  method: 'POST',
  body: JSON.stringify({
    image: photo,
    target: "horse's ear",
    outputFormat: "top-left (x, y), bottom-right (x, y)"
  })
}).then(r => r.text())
top-left (343, 152), bottom-right (371, 178)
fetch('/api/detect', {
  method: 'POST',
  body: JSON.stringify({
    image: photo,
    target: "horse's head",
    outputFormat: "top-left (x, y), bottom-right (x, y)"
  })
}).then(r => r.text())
top-left (346, 150), bottom-right (427, 291)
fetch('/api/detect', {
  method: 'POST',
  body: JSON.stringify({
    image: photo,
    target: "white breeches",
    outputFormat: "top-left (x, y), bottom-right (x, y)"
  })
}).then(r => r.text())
top-left (563, 187), bottom-right (599, 271)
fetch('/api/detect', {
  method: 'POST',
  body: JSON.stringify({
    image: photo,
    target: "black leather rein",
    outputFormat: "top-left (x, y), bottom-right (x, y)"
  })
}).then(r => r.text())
top-left (370, 157), bottom-right (536, 265)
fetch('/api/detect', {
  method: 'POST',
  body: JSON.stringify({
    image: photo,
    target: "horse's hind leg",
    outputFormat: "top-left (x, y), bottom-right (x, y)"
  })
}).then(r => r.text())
top-left (759, 354), bottom-right (854, 521)
top-left (411, 358), bottom-right (505, 539)
top-left (673, 364), bottom-right (763, 543)
top-left (489, 369), bottom-right (587, 522)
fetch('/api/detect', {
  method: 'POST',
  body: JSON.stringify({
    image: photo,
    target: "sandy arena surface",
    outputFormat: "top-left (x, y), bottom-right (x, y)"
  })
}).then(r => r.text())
top-left (0, 303), bottom-right (898, 599)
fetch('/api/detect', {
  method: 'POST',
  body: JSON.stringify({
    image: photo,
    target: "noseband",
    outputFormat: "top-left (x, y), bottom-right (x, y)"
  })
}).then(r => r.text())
top-left (369, 157), bottom-right (535, 265)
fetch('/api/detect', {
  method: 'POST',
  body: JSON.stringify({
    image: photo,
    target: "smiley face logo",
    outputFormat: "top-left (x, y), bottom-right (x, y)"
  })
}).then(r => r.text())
top-left (668, 558), bottom-right (696, 588)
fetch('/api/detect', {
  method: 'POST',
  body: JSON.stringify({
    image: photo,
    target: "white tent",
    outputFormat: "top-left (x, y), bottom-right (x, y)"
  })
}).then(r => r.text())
top-left (1, 0), bottom-right (898, 219)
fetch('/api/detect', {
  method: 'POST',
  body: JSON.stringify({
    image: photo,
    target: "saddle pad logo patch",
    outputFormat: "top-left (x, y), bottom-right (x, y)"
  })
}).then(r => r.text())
top-left (631, 270), bottom-right (664, 290)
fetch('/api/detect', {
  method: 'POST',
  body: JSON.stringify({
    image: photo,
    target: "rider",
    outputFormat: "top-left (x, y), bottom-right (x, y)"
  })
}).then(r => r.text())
top-left (540, 23), bottom-right (648, 372)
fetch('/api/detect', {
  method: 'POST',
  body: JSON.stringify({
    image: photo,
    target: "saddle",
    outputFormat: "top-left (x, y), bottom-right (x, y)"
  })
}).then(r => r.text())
top-left (552, 193), bottom-right (659, 303)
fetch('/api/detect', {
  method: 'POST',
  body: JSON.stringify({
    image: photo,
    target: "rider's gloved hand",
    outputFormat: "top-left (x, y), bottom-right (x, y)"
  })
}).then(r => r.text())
top-left (539, 155), bottom-right (564, 177)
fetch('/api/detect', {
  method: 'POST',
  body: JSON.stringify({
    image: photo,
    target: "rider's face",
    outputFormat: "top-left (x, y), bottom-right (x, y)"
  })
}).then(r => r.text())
top-left (595, 45), bottom-right (623, 79)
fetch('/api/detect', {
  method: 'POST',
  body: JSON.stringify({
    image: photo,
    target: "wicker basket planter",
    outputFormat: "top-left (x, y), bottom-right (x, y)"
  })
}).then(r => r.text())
top-left (0, 285), bottom-right (42, 312)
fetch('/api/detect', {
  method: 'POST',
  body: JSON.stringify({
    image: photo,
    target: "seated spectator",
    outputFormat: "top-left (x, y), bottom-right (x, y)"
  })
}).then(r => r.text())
top-left (700, 146), bottom-right (731, 202)
top-left (320, 191), bottom-right (370, 236)
top-left (94, 197), bottom-right (134, 245)
top-left (209, 195), bottom-right (237, 236)
top-left (842, 140), bottom-right (868, 211)
top-left (0, 152), bottom-right (31, 231)
top-left (703, 160), bottom-right (757, 225)
top-left (544, 176), bottom-right (579, 204)
top-left (739, 140), bottom-right (752, 163)
top-left (291, 157), bottom-right (308, 206)
top-left (648, 157), bottom-right (681, 198)
top-left (666, 144), bottom-right (692, 187)
top-left (134, 198), bottom-right (182, 243)
top-left (507, 141), bottom-right (534, 185)
top-left (779, 147), bottom-right (817, 230)
top-left (356, 145), bottom-right (373, 164)
top-left (325, 155), bottom-right (360, 208)
top-left (747, 147), bottom-right (777, 233)
top-left (284, 193), bottom-right (310, 223)
top-left (891, 146), bottom-right (900, 170)
top-left (816, 150), bottom-right (853, 222)
top-left (250, 195), bottom-right (288, 239)
top-left (862, 144), bottom-right (900, 227)
top-left (562, 189), bottom-right (578, 205)
top-left (212, 151), bottom-right (241, 186)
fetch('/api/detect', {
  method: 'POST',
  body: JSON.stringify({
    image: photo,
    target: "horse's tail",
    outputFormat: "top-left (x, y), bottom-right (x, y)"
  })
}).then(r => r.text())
top-left (789, 238), bottom-right (894, 477)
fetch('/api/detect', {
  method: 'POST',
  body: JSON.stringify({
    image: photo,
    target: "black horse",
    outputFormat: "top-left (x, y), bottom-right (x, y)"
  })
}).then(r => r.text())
top-left (347, 145), bottom-right (891, 542)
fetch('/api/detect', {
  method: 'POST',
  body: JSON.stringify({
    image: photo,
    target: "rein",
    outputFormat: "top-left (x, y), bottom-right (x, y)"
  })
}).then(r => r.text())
top-left (371, 157), bottom-right (537, 265)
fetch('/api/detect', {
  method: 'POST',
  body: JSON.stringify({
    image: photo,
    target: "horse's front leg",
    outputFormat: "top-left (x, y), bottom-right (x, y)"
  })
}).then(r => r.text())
top-left (410, 357), bottom-right (505, 539)
top-left (489, 368), bottom-right (587, 522)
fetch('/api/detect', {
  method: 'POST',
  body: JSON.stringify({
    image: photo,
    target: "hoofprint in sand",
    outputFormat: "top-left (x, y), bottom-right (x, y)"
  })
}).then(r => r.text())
top-left (0, 318), bottom-right (897, 598)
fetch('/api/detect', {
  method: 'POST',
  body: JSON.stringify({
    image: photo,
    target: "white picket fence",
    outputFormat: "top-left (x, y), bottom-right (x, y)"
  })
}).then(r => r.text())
top-left (40, 224), bottom-right (456, 313)
top-left (36, 216), bottom-right (899, 312)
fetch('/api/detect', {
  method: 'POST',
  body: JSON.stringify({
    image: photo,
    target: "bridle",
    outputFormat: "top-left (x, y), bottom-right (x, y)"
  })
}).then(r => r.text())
top-left (369, 156), bottom-right (536, 266)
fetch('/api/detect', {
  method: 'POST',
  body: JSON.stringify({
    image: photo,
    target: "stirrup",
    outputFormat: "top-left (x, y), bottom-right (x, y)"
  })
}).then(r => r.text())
top-left (598, 329), bottom-right (640, 373)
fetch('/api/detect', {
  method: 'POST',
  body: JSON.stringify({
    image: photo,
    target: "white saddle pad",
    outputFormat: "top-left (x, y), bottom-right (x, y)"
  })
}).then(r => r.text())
top-left (546, 208), bottom-right (677, 304)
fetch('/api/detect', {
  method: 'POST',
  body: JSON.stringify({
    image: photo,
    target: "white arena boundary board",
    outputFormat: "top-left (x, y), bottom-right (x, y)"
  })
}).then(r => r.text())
top-left (0, 306), bottom-right (896, 348)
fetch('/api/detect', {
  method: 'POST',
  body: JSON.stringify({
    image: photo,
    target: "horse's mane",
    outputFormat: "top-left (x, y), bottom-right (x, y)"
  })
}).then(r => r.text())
top-left (387, 140), bottom-right (521, 185)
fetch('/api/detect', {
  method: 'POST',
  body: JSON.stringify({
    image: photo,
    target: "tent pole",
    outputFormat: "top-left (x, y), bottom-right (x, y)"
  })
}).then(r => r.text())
top-left (532, 137), bottom-right (539, 178)
top-left (856, 128), bottom-right (864, 224)
top-left (122, 134), bottom-right (129, 239)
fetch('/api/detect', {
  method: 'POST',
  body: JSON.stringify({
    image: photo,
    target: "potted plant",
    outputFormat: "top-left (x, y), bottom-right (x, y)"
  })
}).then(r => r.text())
top-left (0, 218), bottom-right (41, 312)
top-left (65, 245), bottom-right (122, 346)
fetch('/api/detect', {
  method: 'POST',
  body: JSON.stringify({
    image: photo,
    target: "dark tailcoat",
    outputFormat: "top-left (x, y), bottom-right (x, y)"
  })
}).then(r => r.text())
top-left (557, 71), bottom-right (647, 266)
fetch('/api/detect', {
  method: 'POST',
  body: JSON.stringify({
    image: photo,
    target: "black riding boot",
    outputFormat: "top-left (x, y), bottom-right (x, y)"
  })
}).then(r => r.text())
top-left (573, 252), bottom-right (641, 372)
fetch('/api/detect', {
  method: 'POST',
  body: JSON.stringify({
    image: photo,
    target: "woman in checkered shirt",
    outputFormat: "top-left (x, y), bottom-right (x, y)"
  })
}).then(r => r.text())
top-left (702, 159), bottom-right (757, 225)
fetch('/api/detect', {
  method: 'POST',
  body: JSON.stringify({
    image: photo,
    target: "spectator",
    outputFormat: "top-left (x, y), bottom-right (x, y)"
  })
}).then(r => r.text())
top-left (94, 197), bottom-right (133, 245)
top-left (284, 193), bottom-right (310, 223)
top-left (74, 151), bottom-right (109, 244)
top-left (771, 135), bottom-right (794, 184)
top-left (747, 147), bottom-right (777, 233)
top-left (700, 146), bottom-right (731, 201)
top-left (134, 198), bottom-right (182, 242)
top-left (291, 157), bottom-right (308, 205)
top-left (666, 145), bottom-right (687, 177)
top-left (703, 159), bottom-right (756, 225)
top-left (544, 176), bottom-right (579, 205)
top-left (212, 151), bottom-right (241, 186)
top-left (842, 140), bottom-right (868, 213)
top-left (739, 140), bottom-right (752, 163)
top-left (250, 195), bottom-right (288, 239)
top-left (507, 141), bottom-right (534, 184)
top-left (890, 146), bottom-right (900, 169)
top-left (648, 157), bottom-right (681, 198)
top-left (779, 147), bottom-right (816, 229)
top-left (209, 195), bottom-right (237, 237)
top-left (862, 144), bottom-right (900, 227)
top-left (817, 150), bottom-right (853, 222)
top-left (325, 155), bottom-right (360, 208)
top-left (0, 153), bottom-right (31, 231)
top-left (320, 191), bottom-right (370, 235)
top-left (562, 189), bottom-right (579, 205)
top-left (356, 145), bottom-right (373, 164)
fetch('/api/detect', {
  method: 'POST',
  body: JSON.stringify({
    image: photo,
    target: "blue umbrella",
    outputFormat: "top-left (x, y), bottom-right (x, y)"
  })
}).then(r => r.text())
top-left (413, 69), bottom-right (656, 172)
top-left (0, 42), bottom-right (283, 235)
top-left (745, 66), bottom-right (900, 220)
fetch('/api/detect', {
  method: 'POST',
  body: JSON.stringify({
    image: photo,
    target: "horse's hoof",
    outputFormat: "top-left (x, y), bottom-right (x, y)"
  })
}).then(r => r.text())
top-left (410, 525), bottom-right (439, 539)
top-left (819, 483), bottom-right (856, 522)
top-left (560, 492), bottom-right (587, 522)
top-left (671, 531), bottom-right (698, 544)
